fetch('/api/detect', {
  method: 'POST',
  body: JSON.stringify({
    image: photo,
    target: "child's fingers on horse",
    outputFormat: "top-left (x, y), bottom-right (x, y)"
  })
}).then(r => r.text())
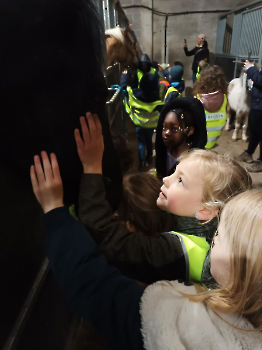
top-left (93, 114), bottom-right (102, 134)
top-left (80, 116), bottom-right (91, 145)
top-left (41, 151), bottom-right (54, 181)
top-left (50, 153), bottom-right (62, 182)
top-left (30, 165), bottom-right (39, 192)
top-left (74, 129), bottom-right (84, 150)
top-left (85, 112), bottom-right (97, 141)
top-left (34, 155), bottom-right (45, 183)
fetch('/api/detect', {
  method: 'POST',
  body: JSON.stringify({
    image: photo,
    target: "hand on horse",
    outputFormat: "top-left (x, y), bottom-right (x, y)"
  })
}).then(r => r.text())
top-left (30, 152), bottom-right (64, 214)
top-left (74, 112), bottom-right (104, 174)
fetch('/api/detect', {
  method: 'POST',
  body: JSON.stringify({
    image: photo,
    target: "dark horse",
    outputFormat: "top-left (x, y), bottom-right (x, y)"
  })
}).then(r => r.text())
top-left (0, 1), bottom-right (122, 348)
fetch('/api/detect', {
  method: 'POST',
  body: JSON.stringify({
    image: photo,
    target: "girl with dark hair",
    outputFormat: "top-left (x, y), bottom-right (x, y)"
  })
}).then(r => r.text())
top-left (155, 97), bottom-right (207, 178)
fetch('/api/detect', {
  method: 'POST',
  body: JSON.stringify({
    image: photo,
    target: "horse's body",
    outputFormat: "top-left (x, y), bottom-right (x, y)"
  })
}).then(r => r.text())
top-left (226, 71), bottom-right (250, 142)
top-left (105, 25), bottom-right (139, 67)
top-left (1, 1), bottom-right (122, 346)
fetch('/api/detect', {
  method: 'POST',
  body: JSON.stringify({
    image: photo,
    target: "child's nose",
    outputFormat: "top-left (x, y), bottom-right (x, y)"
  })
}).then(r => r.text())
top-left (163, 176), bottom-right (169, 187)
top-left (165, 129), bottom-right (170, 135)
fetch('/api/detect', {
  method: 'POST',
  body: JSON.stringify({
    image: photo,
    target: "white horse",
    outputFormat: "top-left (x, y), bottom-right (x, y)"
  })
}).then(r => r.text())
top-left (225, 70), bottom-right (250, 142)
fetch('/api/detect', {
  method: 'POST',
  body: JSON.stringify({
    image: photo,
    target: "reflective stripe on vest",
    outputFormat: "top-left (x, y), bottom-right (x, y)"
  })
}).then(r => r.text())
top-left (197, 94), bottom-right (227, 149)
top-left (137, 67), bottom-right (156, 87)
top-left (164, 86), bottom-right (182, 101)
top-left (170, 231), bottom-right (210, 282)
top-left (123, 86), bottom-right (164, 128)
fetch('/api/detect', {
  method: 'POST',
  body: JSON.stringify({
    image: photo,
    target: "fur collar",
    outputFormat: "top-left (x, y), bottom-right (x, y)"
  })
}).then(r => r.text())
top-left (140, 280), bottom-right (262, 349)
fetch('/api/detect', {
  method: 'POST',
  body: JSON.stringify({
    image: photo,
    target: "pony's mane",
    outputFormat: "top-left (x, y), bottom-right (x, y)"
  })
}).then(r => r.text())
top-left (105, 27), bottom-right (124, 43)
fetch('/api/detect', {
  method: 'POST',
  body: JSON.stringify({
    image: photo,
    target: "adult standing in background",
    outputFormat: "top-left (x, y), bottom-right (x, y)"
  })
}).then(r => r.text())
top-left (184, 34), bottom-right (209, 83)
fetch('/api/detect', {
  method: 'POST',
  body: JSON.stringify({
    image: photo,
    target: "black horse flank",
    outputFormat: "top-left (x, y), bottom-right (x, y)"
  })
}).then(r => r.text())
top-left (0, 1), bottom-right (122, 348)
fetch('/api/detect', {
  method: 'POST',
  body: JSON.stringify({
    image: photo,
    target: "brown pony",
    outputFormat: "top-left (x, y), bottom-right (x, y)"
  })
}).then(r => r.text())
top-left (105, 24), bottom-right (139, 67)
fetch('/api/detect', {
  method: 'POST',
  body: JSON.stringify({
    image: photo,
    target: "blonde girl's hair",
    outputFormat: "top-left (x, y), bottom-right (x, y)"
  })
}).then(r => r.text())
top-left (193, 65), bottom-right (227, 95)
top-left (180, 189), bottom-right (262, 331)
top-left (117, 173), bottom-right (174, 236)
top-left (179, 149), bottom-right (252, 212)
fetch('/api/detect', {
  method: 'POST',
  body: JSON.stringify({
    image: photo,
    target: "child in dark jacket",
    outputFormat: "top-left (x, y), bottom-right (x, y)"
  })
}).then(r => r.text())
top-left (30, 151), bottom-right (262, 350)
top-left (73, 113), bottom-right (251, 285)
top-left (155, 97), bottom-right (207, 178)
top-left (164, 65), bottom-right (185, 103)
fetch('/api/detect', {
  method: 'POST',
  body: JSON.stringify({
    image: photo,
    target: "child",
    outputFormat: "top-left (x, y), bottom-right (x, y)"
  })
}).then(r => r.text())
top-left (74, 113), bottom-right (251, 284)
top-left (121, 72), bottom-right (165, 169)
top-left (31, 155), bottom-right (262, 349)
top-left (155, 97), bottom-right (207, 178)
top-left (116, 173), bottom-right (174, 237)
top-left (196, 59), bottom-right (209, 79)
top-left (164, 65), bottom-right (185, 103)
top-left (193, 65), bottom-right (227, 149)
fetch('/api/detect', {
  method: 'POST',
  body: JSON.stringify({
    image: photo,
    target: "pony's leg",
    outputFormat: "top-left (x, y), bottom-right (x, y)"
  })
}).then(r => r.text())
top-left (225, 106), bottom-right (232, 131)
top-left (232, 111), bottom-right (241, 141)
top-left (241, 112), bottom-right (249, 142)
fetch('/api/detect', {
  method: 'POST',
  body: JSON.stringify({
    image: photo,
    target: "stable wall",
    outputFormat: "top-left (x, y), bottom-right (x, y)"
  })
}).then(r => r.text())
top-left (120, 0), bottom-right (250, 79)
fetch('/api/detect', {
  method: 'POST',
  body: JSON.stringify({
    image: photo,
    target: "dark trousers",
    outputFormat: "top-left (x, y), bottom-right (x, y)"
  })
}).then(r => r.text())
top-left (192, 72), bottom-right (197, 84)
top-left (135, 126), bottom-right (154, 163)
top-left (246, 109), bottom-right (262, 160)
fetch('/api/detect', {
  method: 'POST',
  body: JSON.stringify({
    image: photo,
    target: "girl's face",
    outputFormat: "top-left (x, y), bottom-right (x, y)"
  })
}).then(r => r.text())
top-left (157, 158), bottom-right (204, 217)
top-left (210, 215), bottom-right (231, 286)
top-left (162, 112), bottom-right (189, 149)
top-left (197, 37), bottom-right (202, 45)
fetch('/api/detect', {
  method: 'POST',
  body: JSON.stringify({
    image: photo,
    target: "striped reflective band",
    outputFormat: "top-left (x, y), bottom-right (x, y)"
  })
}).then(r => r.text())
top-left (207, 126), bottom-right (224, 132)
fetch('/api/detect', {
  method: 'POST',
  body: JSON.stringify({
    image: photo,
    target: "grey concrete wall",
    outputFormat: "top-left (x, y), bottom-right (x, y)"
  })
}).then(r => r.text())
top-left (119, 0), bottom-right (250, 79)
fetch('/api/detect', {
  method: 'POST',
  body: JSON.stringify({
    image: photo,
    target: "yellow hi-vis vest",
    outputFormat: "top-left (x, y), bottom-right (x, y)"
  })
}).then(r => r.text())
top-left (124, 86), bottom-right (164, 128)
top-left (170, 231), bottom-right (210, 282)
top-left (197, 94), bottom-right (227, 149)
top-left (164, 86), bottom-right (182, 101)
top-left (137, 67), bottom-right (156, 87)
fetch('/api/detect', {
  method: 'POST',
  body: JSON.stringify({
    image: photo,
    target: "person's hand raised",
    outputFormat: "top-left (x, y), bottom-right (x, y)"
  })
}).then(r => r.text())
top-left (244, 60), bottom-right (253, 71)
top-left (30, 152), bottom-right (64, 213)
top-left (74, 112), bottom-right (104, 174)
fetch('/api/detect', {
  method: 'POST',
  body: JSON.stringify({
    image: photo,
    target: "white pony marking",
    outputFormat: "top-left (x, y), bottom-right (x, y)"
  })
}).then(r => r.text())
top-left (226, 71), bottom-right (250, 142)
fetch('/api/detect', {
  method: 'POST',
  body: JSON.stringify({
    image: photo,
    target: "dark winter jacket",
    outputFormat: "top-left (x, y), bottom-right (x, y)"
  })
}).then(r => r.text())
top-left (44, 207), bottom-right (144, 350)
top-left (184, 46), bottom-right (209, 73)
top-left (155, 97), bottom-right (207, 178)
top-left (121, 72), bottom-right (161, 103)
top-left (246, 65), bottom-right (262, 110)
top-left (78, 173), bottom-right (217, 284)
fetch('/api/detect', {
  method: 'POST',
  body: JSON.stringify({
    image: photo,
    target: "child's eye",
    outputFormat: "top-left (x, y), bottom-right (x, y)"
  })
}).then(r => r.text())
top-left (178, 177), bottom-right (183, 185)
top-left (172, 128), bottom-right (179, 133)
top-left (162, 125), bottom-right (167, 131)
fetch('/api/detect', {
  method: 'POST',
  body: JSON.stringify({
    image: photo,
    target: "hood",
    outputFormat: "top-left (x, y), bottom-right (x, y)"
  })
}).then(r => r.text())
top-left (198, 91), bottom-right (224, 112)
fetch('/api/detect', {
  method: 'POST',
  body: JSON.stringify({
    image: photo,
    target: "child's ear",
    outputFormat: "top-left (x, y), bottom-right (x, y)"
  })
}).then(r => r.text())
top-left (187, 127), bottom-right (194, 137)
top-left (196, 207), bottom-right (219, 221)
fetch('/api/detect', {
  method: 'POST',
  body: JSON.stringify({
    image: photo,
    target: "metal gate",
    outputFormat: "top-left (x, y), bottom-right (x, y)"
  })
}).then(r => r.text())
top-left (215, 1), bottom-right (262, 81)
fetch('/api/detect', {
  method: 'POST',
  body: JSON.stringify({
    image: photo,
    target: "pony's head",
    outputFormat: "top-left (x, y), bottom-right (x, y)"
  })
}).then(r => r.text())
top-left (105, 25), bottom-right (138, 67)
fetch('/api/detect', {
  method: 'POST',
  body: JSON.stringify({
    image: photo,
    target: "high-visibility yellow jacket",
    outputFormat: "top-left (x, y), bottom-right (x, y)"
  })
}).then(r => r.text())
top-left (164, 86), bottom-right (182, 101)
top-left (197, 94), bottom-right (227, 149)
top-left (137, 67), bottom-right (156, 88)
top-left (170, 231), bottom-right (210, 283)
top-left (123, 87), bottom-right (165, 128)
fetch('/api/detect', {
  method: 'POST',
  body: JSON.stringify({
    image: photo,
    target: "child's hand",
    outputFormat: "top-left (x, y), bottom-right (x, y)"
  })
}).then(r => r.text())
top-left (74, 112), bottom-right (104, 174)
top-left (30, 152), bottom-right (64, 213)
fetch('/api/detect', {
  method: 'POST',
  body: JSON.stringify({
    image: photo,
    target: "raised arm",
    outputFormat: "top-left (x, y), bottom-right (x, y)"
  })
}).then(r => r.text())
top-left (184, 45), bottom-right (197, 56)
top-left (74, 114), bottom-right (185, 278)
top-left (30, 150), bottom-right (144, 350)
